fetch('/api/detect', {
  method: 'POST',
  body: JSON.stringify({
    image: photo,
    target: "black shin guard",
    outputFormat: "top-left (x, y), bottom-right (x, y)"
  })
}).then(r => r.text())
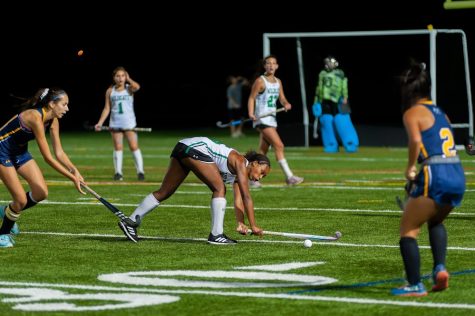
top-left (429, 223), bottom-right (447, 268)
top-left (400, 237), bottom-right (420, 285)
top-left (23, 192), bottom-right (38, 211)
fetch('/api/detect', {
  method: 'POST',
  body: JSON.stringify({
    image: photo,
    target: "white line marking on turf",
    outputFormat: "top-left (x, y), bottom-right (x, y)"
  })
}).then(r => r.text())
top-left (128, 191), bottom-right (209, 196)
top-left (234, 262), bottom-right (325, 271)
top-left (8, 179), bottom-right (475, 192)
top-left (98, 271), bottom-right (336, 288)
top-left (22, 231), bottom-right (475, 251)
top-left (66, 154), bottom-right (172, 159)
top-left (0, 288), bottom-right (179, 311)
top-left (2, 199), bottom-right (472, 217)
top-left (83, 183), bottom-right (475, 192)
top-left (1, 281), bottom-right (474, 310)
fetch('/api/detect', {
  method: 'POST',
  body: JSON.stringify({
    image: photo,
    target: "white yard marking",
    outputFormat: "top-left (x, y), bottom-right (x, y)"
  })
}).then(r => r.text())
top-left (2, 199), bottom-right (473, 217)
top-left (98, 270), bottom-right (336, 288)
top-left (235, 262), bottom-right (325, 271)
top-left (5, 179), bottom-right (475, 192)
top-left (0, 288), bottom-right (178, 311)
top-left (66, 154), bottom-right (171, 159)
top-left (21, 231), bottom-right (475, 251)
top-left (1, 281), bottom-right (475, 311)
top-left (128, 191), bottom-right (209, 196)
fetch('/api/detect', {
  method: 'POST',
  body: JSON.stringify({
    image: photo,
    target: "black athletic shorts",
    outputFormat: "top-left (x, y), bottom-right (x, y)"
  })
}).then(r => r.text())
top-left (170, 142), bottom-right (213, 162)
top-left (255, 124), bottom-right (274, 130)
top-left (321, 100), bottom-right (339, 116)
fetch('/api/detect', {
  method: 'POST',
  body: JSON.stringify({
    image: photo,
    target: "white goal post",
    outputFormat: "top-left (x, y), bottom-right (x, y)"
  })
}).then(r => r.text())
top-left (263, 29), bottom-right (473, 148)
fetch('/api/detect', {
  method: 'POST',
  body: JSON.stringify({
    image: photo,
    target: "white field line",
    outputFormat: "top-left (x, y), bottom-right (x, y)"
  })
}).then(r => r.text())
top-left (62, 151), bottom-right (475, 164)
top-left (1, 280), bottom-right (475, 310)
top-left (5, 179), bottom-right (475, 193)
top-left (2, 199), bottom-right (473, 217)
top-left (129, 191), bottom-right (210, 196)
top-left (234, 262), bottom-right (325, 271)
top-left (22, 231), bottom-right (475, 251)
top-left (65, 154), bottom-right (172, 159)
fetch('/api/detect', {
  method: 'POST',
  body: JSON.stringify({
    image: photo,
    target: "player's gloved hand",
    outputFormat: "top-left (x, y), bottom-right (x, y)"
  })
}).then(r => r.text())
top-left (312, 102), bottom-right (322, 117)
top-left (465, 137), bottom-right (475, 155)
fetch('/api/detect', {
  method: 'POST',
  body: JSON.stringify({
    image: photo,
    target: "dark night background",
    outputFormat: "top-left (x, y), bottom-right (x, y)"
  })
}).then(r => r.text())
top-left (1, 1), bottom-right (473, 144)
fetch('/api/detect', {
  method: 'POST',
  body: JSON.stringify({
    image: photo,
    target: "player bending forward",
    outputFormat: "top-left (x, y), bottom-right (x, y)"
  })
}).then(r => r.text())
top-left (118, 136), bottom-right (269, 244)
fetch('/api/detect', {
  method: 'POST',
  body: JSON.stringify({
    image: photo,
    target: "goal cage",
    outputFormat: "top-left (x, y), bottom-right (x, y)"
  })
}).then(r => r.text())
top-left (263, 29), bottom-right (473, 148)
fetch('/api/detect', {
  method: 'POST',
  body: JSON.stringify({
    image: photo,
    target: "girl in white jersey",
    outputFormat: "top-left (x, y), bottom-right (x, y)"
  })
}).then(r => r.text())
top-left (118, 137), bottom-right (270, 244)
top-left (95, 67), bottom-right (145, 181)
top-left (248, 55), bottom-right (303, 186)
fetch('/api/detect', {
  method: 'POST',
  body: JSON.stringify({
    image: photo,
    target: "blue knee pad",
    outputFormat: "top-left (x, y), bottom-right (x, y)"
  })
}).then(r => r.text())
top-left (334, 113), bottom-right (359, 153)
top-left (312, 102), bottom-right (322, 117)
top-left (319, 114), bottom-right (339, 152)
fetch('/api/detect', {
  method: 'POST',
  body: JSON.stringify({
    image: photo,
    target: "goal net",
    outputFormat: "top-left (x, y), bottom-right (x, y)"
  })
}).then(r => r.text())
top-left (263, 29), bottom-right (473, 148)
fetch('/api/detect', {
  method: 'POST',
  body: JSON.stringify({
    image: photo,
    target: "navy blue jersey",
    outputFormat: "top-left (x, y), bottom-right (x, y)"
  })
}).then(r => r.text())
top-left (418, 102), bottom-right (456, 162)
top-left (410, 102), bottom-right (465, 207)
top-left (0, 108), bottom-right (50, 167)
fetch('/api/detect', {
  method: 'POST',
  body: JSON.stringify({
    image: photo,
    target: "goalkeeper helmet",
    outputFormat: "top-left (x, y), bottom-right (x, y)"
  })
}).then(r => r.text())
top-left (324, 56), bottom-right (339, 71)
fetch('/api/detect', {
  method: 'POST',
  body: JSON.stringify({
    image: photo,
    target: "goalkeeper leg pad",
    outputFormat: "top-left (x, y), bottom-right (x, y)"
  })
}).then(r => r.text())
top-left (334, 113), bottom-right (359, 153)
top-left (320, 114), bottom-right (339, 153)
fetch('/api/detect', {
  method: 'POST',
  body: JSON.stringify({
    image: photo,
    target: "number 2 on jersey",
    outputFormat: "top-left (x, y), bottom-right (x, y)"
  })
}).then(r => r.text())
top-left (440, 127), bottom-right (456, 157)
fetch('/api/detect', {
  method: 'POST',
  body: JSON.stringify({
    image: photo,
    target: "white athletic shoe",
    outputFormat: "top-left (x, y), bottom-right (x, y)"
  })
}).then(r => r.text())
top-left (286, 175), bottom-right (304, 185)
top-left (249, 180), bottom-right (262, 188)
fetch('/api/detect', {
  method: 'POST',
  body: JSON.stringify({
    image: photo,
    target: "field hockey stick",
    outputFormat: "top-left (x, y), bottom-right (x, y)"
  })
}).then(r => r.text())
top-left (395, 179), bottom-right (415, 210)
top-left (81, 183), bottom-right (139, 227)
top-left (82, 122), bottom-right (152, 132)
top-left (248, 229), bottom-right (341, 241)
top-left (216, 107), bottom-right (286, 128)
top-left (97, 126), bottom-right (152, 132)
top-left (312, 117), bottom-right (319, 139)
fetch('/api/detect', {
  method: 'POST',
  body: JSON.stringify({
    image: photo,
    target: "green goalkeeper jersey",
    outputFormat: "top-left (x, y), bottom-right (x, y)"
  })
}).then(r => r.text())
top-left (314, 69), bottom-right (348, 104)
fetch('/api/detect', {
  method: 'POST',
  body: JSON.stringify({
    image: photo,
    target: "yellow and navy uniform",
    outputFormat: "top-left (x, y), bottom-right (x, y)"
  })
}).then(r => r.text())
top-left (0, 108), bottom-right (51, 168)
top-left (410, 102), bottom-right (465, 206)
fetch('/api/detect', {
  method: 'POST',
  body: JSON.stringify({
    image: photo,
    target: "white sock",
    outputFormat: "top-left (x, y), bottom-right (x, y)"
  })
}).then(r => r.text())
top-left (132, 149), bottom-right (144, 174)
top-left (113, 150), bottom-right (123, 174)
top-left (210, 197), bottom-right (226, 236)
top-left (130, 193), bottom-right (160, 224)
top-left (278, 159), bottom-right (293, 178)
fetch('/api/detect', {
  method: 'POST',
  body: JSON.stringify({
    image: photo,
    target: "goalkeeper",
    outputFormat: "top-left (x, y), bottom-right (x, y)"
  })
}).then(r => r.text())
top-left (312, 56), bottom-right (358, 153)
